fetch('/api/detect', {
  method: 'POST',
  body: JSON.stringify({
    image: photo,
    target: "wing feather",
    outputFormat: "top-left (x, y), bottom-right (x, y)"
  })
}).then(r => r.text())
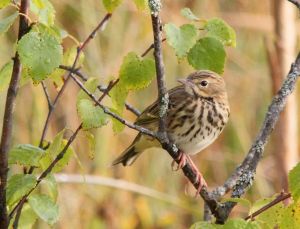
top-left (134, 85), bottom-right (187, 127)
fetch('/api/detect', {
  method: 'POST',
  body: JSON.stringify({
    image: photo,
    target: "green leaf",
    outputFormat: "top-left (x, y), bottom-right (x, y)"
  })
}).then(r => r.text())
top-left (63, 46), bottom-right (84, 66)
top-left (187, 37), bottom-right (226, 74)
top-left (0, 0), bottom-right (10, 9)
top-left (77, 99), bottom-right (108, 130)
top-left (39, 129), bottom-right (68, 172)
top-left (6, 174), bottom-right (36, 207)
top-left (190, 221), bottom-right (219, 229)
top-left (180, 8), bottom-right (199, 21)
top-left (204, 18), bottom-right (236, 47)
top-left (17, 203), bottom-right (38, 229)
top-left (49, 46), bottom-right (84, 89)
top-left (77, 77), bottom-right (98, 102)
top-left (164, 23), bottom-right (198, 59)
top-left (31, 23), bottom-right (63, 42)
top-left (40, 142), bottom-right (74, 173)
top-left (8, 144), bottom-right (45, 167)
top-left (132, 0), bottom-right (147, 10)
top-left (289, 162), bottom-right (300, 202)
top-left (0, 12), bottom-right (18, 35)
top-left (119, 52), bottom-right (155, 90)
top-left (28, 194), bottom-right (59, 225)
top-left (278, 202), bottom-right (300, 229)
top-left (0, 61), bottom-right (13, 92)
top-left (110, 107), bottom-right (125, 133)
top-left (250, 197), bottom-right (284, 229)
top-left (48, 129), bottom-right (65, 156)
top-left (43, 174), bottom-right (58, 201)
top-left (223, 219), bottom-right (261, 229)
top-left (17, 31), bottom-right (63, 83)
top-left (31, 0), bottom-right (56, 25)
top-left (110, 82), bottom-right (128, 112)
top-left (52, 140), bottom-right (74, 172)
top-left (102, 0), bottom-right (122, 12)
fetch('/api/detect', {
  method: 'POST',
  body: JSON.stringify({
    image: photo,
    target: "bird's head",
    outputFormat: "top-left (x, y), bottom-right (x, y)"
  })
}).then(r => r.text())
top-left (178, 70), bottom-right (227, 99)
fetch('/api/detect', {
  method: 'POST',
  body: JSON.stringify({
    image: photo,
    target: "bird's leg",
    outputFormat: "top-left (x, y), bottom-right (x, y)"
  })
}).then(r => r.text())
top-left (185, 155), bottom-right (207, 197)
top-left (171, 150), bottom-right (187, 171)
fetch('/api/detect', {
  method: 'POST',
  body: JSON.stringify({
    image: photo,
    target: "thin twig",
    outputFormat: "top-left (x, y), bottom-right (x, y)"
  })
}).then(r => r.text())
top-left (0, 1), bottom-right (29, 228)
top-left (69, 73), bottom-right (156, 137)
top-left (8, 125), bottom-right (82, 221)
top-left (41, 82), bottom-right (53, 111)
top-left (141, 38), bottom-right (166, 57)
top-left (11, 12), bottom-right (113, 226)
top-left (9, 73), bottom-right (121, 222)
top-left (39, 13), bottom-right (112, 149)
top-left (244, 192), bottom-right (291, 221)
top-left (59, 65), bottom-right (141, 116)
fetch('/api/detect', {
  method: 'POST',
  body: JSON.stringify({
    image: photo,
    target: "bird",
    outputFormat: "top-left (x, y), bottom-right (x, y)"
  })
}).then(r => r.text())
top-left (112, 70), bottom-right (230, 191)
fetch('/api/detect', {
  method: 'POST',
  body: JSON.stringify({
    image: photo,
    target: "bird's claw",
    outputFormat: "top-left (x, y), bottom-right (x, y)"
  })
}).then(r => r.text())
top-left (171, 152), bottom-right (187, 171)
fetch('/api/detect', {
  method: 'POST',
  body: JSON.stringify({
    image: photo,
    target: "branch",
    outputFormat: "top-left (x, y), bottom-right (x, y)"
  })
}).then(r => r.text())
top-left (149, 1), bottom-right (168, 140)
top-left (288, 0), bottom-right (300, 9)
top-left (210, 53), bottom-right (300, 223)
top-left (244, 192), bottom-right (291, 221)
top-left (0, 1), bottom-right (29, 228)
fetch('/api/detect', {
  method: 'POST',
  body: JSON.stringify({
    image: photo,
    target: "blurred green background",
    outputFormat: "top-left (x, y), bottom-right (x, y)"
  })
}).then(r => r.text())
top-left (1, 0), bottom-right (300, 228)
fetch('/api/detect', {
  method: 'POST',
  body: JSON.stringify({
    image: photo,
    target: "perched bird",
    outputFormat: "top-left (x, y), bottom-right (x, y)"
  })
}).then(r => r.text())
top-left (112, 70), bottom-right (230, 189)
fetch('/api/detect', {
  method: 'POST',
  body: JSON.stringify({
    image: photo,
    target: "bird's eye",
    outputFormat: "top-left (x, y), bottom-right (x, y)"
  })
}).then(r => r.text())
top-left (200, 80), bottom-right (208, 87)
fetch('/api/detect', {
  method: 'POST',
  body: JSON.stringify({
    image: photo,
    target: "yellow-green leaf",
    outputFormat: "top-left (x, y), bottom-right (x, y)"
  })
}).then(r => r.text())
top-left (119, 52), bottom-right (155, 90)
top-left (30, 0), bottom-right (56, 25)
top-left (132, 0), bottom-right (147, 10)
top-left (28, 194), bottom-right (59, 226)
top-left (17, 31), bottom-right (63, 83)
top-left (8, 144), bottom-right (45, 167)
top-left (204, 18), bottom-right (236, 47)
top-left (102, 0), bottom-right (122, 13)
top-left (289, 162), bottom-right (300, 202)
top-left (0, 61), bottom-right (13, 91)
top-left (77, 99), bottom-right (108, 130)
top-left (6, 174), bottom-right (36, 208)
top-left (0, 0), bottom-right (10, 9)
top-left (180, 8), bottom-right (199, 21)
top-left (77, 77), bottom-right (98, 102)
top-left (164, 23), bottom-right (198, 59)
top-left (0, 12), bottom-right (18, 35)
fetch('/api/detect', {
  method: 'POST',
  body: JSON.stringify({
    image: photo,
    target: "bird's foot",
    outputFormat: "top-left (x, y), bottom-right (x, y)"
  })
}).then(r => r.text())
top-left (171, 151), bottom-right (187, 171)
top-left (185, 155), bottom-right (207, 197)
top-left (194, 174), bottom-right (208, 198)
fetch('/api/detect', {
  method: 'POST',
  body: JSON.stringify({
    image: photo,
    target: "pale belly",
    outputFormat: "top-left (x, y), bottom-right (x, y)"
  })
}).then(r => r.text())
top-left (176, 129), bottom-right (221, 155)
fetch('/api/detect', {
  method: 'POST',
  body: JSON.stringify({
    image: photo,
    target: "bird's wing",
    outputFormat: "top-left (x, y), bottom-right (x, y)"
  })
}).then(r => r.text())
top-left (134, 85), bottom-right (186, 127)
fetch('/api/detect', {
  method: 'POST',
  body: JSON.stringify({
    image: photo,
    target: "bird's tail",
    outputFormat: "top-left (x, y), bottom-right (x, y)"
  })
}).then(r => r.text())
top-left (111, 144), bottom-right (141, 166)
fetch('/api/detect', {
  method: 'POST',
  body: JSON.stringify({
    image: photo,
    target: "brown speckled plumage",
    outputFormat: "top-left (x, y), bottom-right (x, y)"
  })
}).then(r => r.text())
top-left (112, 70), bottom-right (230, 166)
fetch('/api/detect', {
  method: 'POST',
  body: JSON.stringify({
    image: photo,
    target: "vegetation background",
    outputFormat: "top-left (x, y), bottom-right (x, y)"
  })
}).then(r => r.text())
top-left (0, 0), bottom-right (299, 228)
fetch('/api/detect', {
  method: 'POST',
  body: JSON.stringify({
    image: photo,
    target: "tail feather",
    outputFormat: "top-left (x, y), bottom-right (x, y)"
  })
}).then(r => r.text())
top-left (111, 145), bottom-right (141, 166)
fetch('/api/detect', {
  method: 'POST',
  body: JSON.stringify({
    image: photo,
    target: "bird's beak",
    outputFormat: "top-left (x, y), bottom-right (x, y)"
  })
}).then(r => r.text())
top-left (177, 78), bottom-right (193, 87)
